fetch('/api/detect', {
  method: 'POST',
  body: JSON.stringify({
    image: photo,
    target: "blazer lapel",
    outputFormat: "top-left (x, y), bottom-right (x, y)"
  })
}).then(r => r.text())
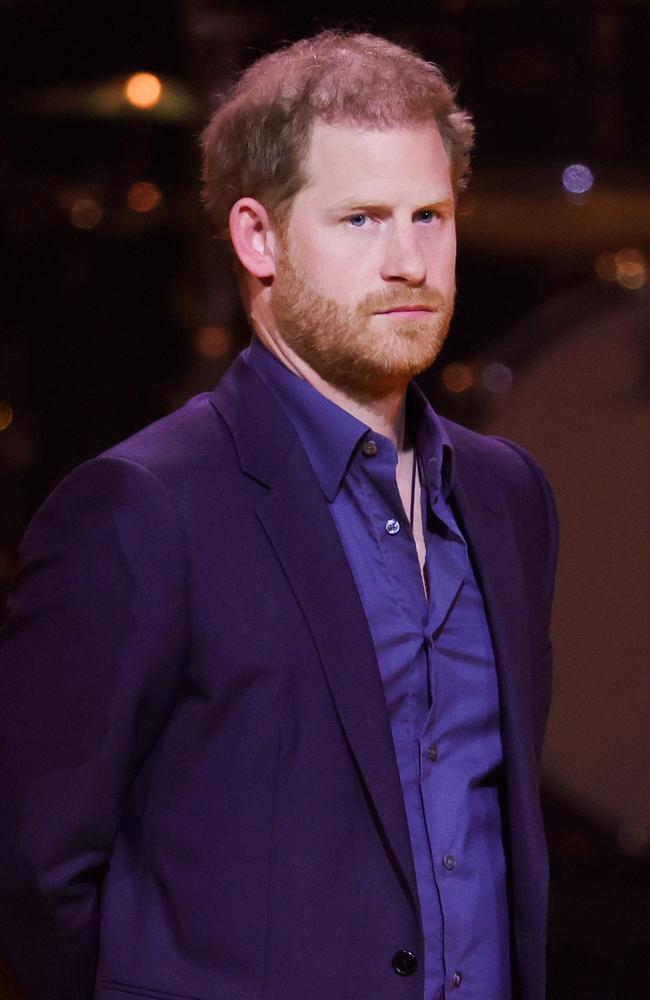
top-left (212, 358), bottom-right (420, 914)
top-left (450, 446), bottom-right (539, 790)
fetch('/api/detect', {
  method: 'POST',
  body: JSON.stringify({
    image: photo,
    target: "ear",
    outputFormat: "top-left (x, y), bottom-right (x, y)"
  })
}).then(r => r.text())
top-left (229, 198), bottom-right (279, 280)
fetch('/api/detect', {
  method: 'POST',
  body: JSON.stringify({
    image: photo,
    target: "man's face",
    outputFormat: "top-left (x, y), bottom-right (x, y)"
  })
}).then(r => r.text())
top-left (269, 120), bottom-right (457, 397)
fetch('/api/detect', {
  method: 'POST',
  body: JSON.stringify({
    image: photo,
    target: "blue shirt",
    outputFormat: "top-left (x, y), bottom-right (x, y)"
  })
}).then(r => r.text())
top-left (246, 338), bottom-right (511, 999)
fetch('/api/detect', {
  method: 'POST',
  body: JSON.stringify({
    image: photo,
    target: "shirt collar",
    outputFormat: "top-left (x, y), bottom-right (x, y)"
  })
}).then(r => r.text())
top-left (407, 380), bottom-right (455, 502)
top-left (244, 336), bottom-right (455, 502)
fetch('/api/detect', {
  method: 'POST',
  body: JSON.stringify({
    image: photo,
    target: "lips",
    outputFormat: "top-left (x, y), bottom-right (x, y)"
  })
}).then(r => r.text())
top-left (375, 305), bottom-right (435, 314)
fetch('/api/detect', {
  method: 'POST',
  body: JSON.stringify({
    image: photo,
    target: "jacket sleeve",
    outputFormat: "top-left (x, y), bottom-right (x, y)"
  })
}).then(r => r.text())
top-left (0, 456), bottom-right (188, 999)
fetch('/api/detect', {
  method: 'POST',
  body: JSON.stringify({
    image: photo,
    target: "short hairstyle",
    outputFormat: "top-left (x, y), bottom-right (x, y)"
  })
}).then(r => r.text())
top-left (201, 30), bottom-right (475, 238)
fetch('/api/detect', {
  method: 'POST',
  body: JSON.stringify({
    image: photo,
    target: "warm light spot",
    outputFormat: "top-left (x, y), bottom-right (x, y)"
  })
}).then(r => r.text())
top-left (0, 428), bottom-right (34, 470)
top-left (127, 181), bottom-right (162, 213)
top-left (69, 195), bottom-right (102, 230)
top-left (594, 251), bottom-right (617, 282)
top-left (614, 247), bottom-right (647, 290)
top-left (124, 73), bottom-right (163, 110)
top-left (194, 325), bottom-right (232, 360)
top-left (0, 401), bottom-right (13, 431)
top-left (441, 362), bottom-right (474, 394)
top-left (481, 362), bottom-right (513, 393)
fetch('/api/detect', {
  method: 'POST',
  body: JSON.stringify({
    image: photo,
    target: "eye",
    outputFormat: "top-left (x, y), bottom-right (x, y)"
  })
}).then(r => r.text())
top-left (415, 209), bottom-right (438, 224)
top-left (346, 213), bottom-right (369, 227)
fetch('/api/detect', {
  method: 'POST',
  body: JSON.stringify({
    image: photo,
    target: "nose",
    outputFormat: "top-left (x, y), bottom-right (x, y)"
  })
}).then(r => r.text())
top-left (380, 223), bottom-right (426, 285)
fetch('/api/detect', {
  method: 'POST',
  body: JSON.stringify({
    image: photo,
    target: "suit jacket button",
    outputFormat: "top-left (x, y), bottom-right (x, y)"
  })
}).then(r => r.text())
top-left (392, 949), bottom-right (418, 976)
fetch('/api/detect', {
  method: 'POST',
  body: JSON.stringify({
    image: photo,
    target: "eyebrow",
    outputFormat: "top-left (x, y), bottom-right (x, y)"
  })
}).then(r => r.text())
top-left (331, 198), bottom-right (455, 214)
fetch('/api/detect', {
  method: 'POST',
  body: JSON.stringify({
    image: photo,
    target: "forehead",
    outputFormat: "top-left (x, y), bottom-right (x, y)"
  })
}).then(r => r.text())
top-left (300, 120), bottom-right (453, 204)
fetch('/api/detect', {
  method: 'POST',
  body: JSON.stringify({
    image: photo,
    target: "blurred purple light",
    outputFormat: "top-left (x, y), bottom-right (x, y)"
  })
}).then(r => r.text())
top-left (481, 362), bottom-right (513, 394)
top-left (562, 163), bottom-right (594, 195)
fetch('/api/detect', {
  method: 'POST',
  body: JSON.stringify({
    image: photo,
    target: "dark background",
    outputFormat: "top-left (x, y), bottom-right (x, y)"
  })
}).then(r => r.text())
top-left (1, 1), bottom-right (649, 996)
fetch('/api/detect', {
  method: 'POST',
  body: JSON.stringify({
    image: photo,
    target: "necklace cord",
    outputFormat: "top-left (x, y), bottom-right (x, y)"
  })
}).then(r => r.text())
top-left (409, 448), bottom-right (417, 527)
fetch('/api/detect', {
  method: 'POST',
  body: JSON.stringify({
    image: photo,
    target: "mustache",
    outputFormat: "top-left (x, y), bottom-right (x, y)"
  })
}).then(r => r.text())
top-left (361, 286), bottom-right (450, 313)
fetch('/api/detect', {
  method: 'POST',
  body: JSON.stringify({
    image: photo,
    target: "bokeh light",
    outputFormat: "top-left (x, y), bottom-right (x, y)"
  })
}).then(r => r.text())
top-left (614, 248), bottom-right (647, 290)
top-left (441, 362), bottom-right (474, 393)
top-left (481, 362), bottom-right (514, 393)
top-left (69, 195), bottom-right (102, 230)
top-left (127, 181), bottom-right (162, 213)
top-left (0, 427), bottom-right (34, 471)
top-left (594, 251), bottom-right (618, 282)
top-left (124, 73), bottom-right (163, 110)
top-left (0, 401), bottom-right (13, 432)
top-left (562, 163), bottom-right (595, 195)
top-left (194, 325), bottom-right (232, 360)
top-left (595, 248), bottom-right (647, 289)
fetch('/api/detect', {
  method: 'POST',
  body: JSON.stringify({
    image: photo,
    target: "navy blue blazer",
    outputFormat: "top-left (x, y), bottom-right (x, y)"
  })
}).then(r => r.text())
top-left (0, 353), bottom-right (558, 1000)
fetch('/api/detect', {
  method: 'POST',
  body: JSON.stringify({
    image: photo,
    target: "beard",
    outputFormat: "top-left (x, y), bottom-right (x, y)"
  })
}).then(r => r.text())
top-left (270, 242), bottom-right (455, 399)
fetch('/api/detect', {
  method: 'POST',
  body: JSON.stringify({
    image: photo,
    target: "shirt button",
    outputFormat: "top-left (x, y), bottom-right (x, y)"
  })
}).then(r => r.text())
top-left (362, 439), bottom-right (378, 457)
top-left (443, 853), bottom-right (457, 871)
top-left (426, 744), bottom-right (439, 762)
top-left (385, 518), bottom-right (400, 535)
top-left (453, 971), bottom-right (463, 988)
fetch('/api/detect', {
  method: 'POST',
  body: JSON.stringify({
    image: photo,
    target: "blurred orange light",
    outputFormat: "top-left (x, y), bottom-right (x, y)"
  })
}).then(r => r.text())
top-left (441, 362), bottom-right (474, 394)
top-left (194, 325), bottom-right (232, 360)
top-left (0, 401), bottom-right (13, 432)
top-left (127, 181), bottom-right (162, 213)
top-left (125, 73), bottom-right (162, 110)
top-left (614, 248), bottom-right (647, 290)
top-left (594, 251), bottom-right (617, 282)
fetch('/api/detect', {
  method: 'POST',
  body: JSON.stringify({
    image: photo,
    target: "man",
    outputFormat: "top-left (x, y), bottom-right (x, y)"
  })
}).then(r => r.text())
top-left (0, 31), bottom-right (558, 1000)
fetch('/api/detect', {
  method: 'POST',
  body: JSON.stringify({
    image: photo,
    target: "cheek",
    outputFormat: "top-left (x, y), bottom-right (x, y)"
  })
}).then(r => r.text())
top-left (424, 231), bottom-right (456, 281)
top-left (293, 239), bottom-right (362, 302)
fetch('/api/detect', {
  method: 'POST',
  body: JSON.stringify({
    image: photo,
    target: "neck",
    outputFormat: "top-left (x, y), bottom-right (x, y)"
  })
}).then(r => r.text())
top-left (310, 371), bottom-right (408, 450)
top-left (253, 325), bottom-right (408, 450)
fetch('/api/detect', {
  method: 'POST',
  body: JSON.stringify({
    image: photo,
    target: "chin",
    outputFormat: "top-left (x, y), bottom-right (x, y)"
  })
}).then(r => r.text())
top-left (375, 324), bottom-right (449, 376)
top-left (333, 342), bottom-right (447, 399)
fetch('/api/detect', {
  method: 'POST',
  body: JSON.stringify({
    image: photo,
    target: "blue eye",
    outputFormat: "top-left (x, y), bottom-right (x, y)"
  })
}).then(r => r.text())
top-left (417, 210), bottom-right (435, 223)
top-left (347, 214), bottom-right (368, 227)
